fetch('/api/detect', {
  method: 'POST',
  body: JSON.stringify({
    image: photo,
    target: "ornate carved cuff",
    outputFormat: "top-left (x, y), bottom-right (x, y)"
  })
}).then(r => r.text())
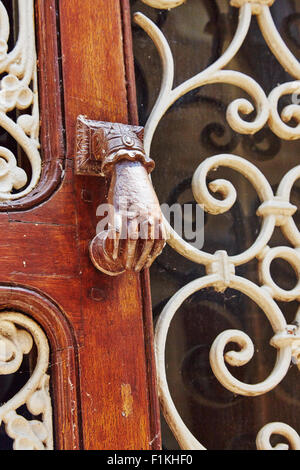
top-left (75, 115), bottom-right (155, 177)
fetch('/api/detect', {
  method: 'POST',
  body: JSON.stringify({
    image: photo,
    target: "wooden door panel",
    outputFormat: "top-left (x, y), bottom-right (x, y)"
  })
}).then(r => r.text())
top-left (59, 0), bottom-right (160, 449)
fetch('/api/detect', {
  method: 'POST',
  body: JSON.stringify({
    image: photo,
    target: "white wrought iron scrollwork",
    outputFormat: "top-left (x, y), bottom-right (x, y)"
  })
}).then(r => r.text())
top-left (256, 422), bottom-right (300, 450)
top-left (0, 312), bottom-right (53, 450)
top-left (135, 0), bottom-right (300, 450)
top-left (0, 0), bottom-right (41, 201)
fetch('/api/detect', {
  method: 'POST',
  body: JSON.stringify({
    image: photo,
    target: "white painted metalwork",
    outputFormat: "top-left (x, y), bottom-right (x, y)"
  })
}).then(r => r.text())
top-left (0, 0), bottom-right (41, 200)
top-left (0, 312), bottom-right (53, 450)
top-left (256, 422), bottom-right (300, 450)
top-left (136, 0), bottom-right (300, 450)
top-left (142, 0), bottom-right (186, 8)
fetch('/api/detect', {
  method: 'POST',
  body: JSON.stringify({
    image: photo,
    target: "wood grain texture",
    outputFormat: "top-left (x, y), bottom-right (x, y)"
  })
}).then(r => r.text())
top-left (59, 0), bottom-right (159, 449)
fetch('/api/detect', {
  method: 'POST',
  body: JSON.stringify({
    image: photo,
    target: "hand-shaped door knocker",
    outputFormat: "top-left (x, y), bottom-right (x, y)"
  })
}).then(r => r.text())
top-left (75, 115), bottom-right (166, 275)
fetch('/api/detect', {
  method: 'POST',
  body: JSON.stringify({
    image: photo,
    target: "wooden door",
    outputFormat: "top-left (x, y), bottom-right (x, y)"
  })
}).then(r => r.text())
top-left (0, 0), bottom-right (160, 450)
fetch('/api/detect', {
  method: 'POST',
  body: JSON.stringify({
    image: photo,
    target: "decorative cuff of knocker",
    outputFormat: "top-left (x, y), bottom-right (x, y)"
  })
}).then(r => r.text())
top-left (75, 115), bottom-right (155, 177)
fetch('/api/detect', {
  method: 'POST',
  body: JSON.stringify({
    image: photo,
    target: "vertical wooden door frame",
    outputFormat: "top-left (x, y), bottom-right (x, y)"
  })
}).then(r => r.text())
top-left (59, 0), bottom-right (161, 450)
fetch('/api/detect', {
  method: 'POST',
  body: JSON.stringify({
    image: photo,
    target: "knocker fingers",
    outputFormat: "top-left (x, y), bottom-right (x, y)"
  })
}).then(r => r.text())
top-left (144, 222), bottom-right (166, 269)
top-left (135, 218), bottom-right (166, 272)
top-left (111, 212), bottom-right (123, 261)
top-left (104, 209), bottom-right (166, 272)
top-left (125, 218), bottom-right (140, 270)
top-left (134, 219), bottom-right (156, 272)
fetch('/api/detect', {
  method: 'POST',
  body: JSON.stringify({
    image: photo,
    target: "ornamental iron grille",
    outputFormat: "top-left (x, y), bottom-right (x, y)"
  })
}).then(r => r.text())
top-left (0, 312), bottom-right (53, 450)
top-left (133, 0), bottom-right (300, 450)
top-left (0, 0), bottom-right (41, 201)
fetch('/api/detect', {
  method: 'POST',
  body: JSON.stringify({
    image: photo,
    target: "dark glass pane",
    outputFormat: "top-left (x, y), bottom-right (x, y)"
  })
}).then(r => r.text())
top-left (132, 0), bottom-right (300, 450)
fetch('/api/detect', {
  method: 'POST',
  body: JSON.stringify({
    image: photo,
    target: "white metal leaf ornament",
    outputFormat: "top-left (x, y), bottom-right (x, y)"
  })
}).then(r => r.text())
top-left (0, 0), bottom-right (41, 201)
top-left (0, 147), bottom-right (27, 196)
top-left (0, 313), bottom-right (53, 450)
